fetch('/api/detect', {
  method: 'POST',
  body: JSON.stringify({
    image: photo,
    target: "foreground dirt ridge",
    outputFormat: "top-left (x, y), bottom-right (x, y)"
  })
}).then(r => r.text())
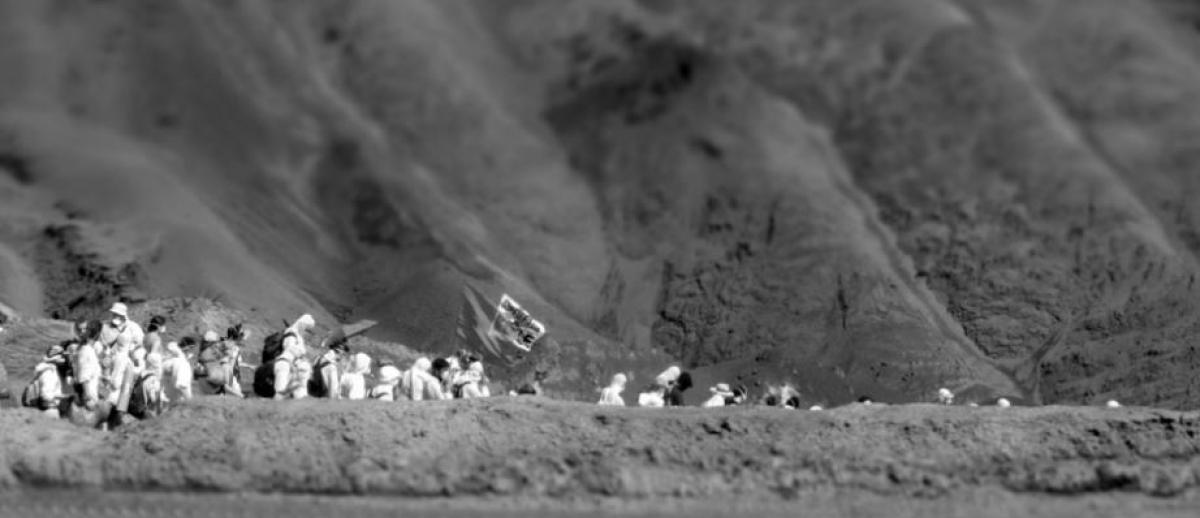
top-left (2, 399), bottom-right (1199, 500)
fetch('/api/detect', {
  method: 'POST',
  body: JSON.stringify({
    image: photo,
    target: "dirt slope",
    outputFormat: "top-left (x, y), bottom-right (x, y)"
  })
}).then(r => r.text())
top-left (2, 0), bottom-right (1200, 406)
top-left (1, 398), bottom-right (1199, 502)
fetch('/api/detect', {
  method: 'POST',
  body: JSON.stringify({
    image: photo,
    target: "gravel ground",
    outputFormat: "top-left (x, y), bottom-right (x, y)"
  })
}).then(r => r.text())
top-left (2, 397), bottom-right (1199, 515)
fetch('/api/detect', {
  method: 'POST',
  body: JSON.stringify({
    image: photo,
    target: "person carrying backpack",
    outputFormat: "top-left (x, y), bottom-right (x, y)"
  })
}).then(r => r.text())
top-left (252, 314), bottom-right (316, 398)
top-left (197, 331), bottom-right (243, 397)
top-left (127, 352), bottom-right (164, 420)
top-left (453, 361), bottom-right (488, 399)
top-left (23, 352), bottom-right (66, 417)
top-left (370, 365), bottom-right (402, 401)
top-left (400, 357), bottom-right (444, 401)
top-left (309, 341), bottom-right (347, 399)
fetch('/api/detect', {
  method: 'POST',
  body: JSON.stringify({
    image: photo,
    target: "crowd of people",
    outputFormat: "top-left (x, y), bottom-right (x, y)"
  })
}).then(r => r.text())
top-left (18, 302), bottom-right (502, 428)
top-left (16, 300), bottom-right (1125, 428)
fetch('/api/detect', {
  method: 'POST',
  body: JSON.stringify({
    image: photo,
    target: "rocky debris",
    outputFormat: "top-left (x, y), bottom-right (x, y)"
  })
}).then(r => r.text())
top-left (33, 222), bottom-right (149, 322)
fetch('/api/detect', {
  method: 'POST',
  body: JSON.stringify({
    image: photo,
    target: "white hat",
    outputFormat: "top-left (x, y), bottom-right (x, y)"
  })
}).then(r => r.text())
top-left (1106, 400), bottom-right (1121, 408)
top-left (414, 357), bottom-right (432, 372)
top-left (378, 365), bottom-right (402, 385)
top-left (611, 373), bottom-right (628, 386)
top-left (109, 302), bottom-right (129, 317)
top-left (997, 398), bottom-right (1012, 408)
top-left (710, 383), bottom-right (734, 397)
top-left (655, 366), bottom-right (681, 386)
top-left (809, 405), bottom-right (823, 411)
top-left (203, 331), bottom-right (220, 342)
top-left (296, 314), bottom-right (315, 328)
top-left (353, 352), bottom-right (372, 373)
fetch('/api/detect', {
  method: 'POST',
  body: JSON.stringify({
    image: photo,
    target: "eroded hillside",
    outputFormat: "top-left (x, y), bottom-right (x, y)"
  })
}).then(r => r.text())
top-left (1, 0), bottom-right (1199, 406)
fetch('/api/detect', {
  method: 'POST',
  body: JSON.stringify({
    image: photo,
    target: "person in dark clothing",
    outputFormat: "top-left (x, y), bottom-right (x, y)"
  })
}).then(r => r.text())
top-left (431, 357), bottom-right (451, 383)
top-left (665, 372), bottom-right (692, 407)
top-left (727, 385), bottom-right (747, 406)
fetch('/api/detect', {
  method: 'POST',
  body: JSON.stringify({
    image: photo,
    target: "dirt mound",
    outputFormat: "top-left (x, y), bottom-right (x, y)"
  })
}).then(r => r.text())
top-left (1, 398), bottom-right (1198, 502)
top-left (3, 0), bottom-right (1200, 406)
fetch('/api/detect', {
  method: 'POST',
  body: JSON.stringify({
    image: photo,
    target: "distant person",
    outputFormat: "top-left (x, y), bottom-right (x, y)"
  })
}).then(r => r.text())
top-left (665, 372), bottom-right (693, 407)
top-left (101, 341), bottom-right (134, 407)
top-left (401, 357), bottom-right (444, 401)
top-left (263, 314), bottom-right (317, 399)
top-left (455, 361), bottom-right (488, 399)
top-left (161, 341), bottom-right (194, 404)
top-left (46, 342), bottom-right (73, 392)
top-left (997, 398), bottom-right (1012, 408)
top-left (702, 383), bottom-right (735, 408)
top-left (339, 352), bottom-right (372, 400)
top-left (857, 395), bottom-right (874, 406)
top-left (370, 365), bottom-right (402, 401)
top-left (430, 357), bottom-right (451, 388)
top-left (24, 348), bottom-right (66, 417)
top-left (728, 386), bottom-right (748, 406)
top-left (283, 314), bottom-right (317, 357)
top-left (100, 302), bottom-right (144, 353)
top-left (270, 342), bottom-right (303, 400)
top-left (197, 330), bottom-right (243, 397)
top-left (655, 366), bottom-right (681, 390)
top-left (440, 357), bottom-right (463, 398)
top-left (310, 341), bottom-right (348, 399)
top-left (144, 316), bottom-right (167, 357)
top-left (598, 373), bottom-right (627, 406)
top-left (222, 325), bottom-right (248, 397)
top-left (288, 359), bottom-right (314, 399)
top-left (937, 388), bottom-right (955, 405)
top-left (196, 330), bottom-right (223, 376)
top-left (71, 319), bottom-right (89, 343)
top-left (127, 352), bottom-right (164, 420)
top-left (1106, 399), bottom-right (1121, 408)
top-left (72, 321), bottom-right (104, 410)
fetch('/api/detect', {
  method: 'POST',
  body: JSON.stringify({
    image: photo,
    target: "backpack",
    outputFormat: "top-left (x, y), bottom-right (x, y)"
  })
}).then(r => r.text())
top-left (20, 375), bottom-right (41, 408)
top-left (260, 328), bottom-right (296, 364)
top-left (200, 343), bottom-right (234, 390)
top-left (253, 359), bottom-right (284, 398)
top-left (308, 357), bottom-right (333, 398)
top-left (128, 373), bottom-right (157, 419)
